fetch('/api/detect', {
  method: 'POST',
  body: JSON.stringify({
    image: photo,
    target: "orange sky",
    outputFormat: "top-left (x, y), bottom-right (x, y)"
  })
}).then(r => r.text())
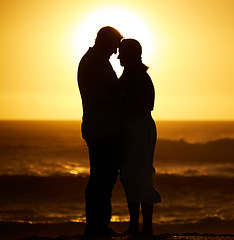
top-left (0, 0), bottom-right (233, 120)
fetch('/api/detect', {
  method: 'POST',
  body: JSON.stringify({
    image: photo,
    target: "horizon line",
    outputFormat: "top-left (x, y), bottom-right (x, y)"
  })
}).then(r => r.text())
top-left (1, 119), bottom-right (234, 122)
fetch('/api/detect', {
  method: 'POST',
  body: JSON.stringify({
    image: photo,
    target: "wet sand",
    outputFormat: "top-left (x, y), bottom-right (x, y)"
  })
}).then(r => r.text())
top-left (1, 222), bottom-right (234, 240)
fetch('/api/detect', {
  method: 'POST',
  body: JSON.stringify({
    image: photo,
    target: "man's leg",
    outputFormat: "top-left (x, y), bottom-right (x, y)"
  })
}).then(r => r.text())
top-left (85, 136), bottom-right (121, 234)
top-left (125, 201), bottom-right (140, 235)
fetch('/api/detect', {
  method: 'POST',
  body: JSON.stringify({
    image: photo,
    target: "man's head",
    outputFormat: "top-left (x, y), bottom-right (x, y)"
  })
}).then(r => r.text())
top-left (94, 26), bottom-right (123, 59)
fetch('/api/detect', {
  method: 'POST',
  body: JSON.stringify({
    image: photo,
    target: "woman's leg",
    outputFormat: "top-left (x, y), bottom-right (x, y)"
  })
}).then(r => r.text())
top-left (126, 201), bottom-right (140, 234)
top-left (141, 201), bottom-right (153, 235)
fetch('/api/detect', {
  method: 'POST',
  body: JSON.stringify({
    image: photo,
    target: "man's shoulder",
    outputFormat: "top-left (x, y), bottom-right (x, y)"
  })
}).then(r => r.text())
top-left (79, 48), bottom-right (95, 63)
top-left (79, 47), bottom-right (108, 68)
top-left (78, 47), bottom-right (118, 85)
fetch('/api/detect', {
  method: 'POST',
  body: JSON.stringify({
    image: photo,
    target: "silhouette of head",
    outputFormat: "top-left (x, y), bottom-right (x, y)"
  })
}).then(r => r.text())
top-left (94, 26), bottom-right (123, 59)
top-left (118, 39), bottom-right (143, 67)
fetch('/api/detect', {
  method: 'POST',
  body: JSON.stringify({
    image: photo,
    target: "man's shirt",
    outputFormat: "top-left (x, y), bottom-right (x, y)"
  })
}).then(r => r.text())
top-left (78, 47), bottom-right (123, 140)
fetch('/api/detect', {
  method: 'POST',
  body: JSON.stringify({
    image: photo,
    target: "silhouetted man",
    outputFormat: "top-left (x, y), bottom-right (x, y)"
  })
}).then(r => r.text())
top-left (77, 26), bottom-right (123, 236)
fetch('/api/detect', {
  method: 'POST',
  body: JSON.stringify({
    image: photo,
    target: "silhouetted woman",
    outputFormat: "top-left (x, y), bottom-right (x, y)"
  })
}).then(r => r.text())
top-left (118, 39), bottom-right (161, 236)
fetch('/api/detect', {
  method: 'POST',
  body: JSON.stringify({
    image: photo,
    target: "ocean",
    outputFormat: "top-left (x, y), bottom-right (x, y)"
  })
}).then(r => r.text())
top-left (0, 120), bottom-right (234, 229)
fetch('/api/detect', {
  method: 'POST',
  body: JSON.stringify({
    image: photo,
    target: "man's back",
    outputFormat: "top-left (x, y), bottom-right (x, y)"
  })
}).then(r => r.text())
top-left (78, 47), bottom-right (122, 140)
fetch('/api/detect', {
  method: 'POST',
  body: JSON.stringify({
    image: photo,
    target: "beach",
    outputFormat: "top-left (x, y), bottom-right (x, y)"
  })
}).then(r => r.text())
top-left (0, 121), bottom-right (234, 240)
top-left (1, 221), bottom-right (234, 240)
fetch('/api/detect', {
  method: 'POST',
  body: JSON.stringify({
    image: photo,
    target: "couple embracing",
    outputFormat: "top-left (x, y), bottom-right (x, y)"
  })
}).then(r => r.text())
top-left (77, 26), bottom-right (161, 237)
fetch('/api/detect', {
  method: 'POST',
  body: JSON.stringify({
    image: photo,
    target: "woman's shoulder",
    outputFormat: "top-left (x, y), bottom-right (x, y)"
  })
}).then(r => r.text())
top-left (134, 67), bottom-right (153, 86)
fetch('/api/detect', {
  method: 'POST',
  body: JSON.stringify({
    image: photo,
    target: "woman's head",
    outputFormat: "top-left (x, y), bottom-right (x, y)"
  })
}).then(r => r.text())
top-left (118, 39), bottom-right (142, 67)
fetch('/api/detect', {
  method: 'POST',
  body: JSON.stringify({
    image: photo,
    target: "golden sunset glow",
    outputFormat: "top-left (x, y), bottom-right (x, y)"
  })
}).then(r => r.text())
top-left (73, 7), bottom-right (154, 76)
top-left (0, 0), bottom-right (233, 120)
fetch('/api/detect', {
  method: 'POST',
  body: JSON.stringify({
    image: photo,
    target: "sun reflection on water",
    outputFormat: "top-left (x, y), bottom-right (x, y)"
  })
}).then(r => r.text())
top-left (70, 217), bottom-right (86, 223)
top-left (111, 215), bottom-right (129, 222)
top-left (63, 164), bottom-right (89, 175)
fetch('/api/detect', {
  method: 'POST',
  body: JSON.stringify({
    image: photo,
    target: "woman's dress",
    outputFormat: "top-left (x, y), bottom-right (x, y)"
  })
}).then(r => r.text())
top-left (119, 65), bottom-right (161, 204)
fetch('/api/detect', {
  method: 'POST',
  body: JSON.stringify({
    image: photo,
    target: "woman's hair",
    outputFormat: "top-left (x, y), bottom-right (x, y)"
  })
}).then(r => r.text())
top-left (120, 39), bottom-right (142, 58)
top-left (120, 38), bottom-right (149, 70)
